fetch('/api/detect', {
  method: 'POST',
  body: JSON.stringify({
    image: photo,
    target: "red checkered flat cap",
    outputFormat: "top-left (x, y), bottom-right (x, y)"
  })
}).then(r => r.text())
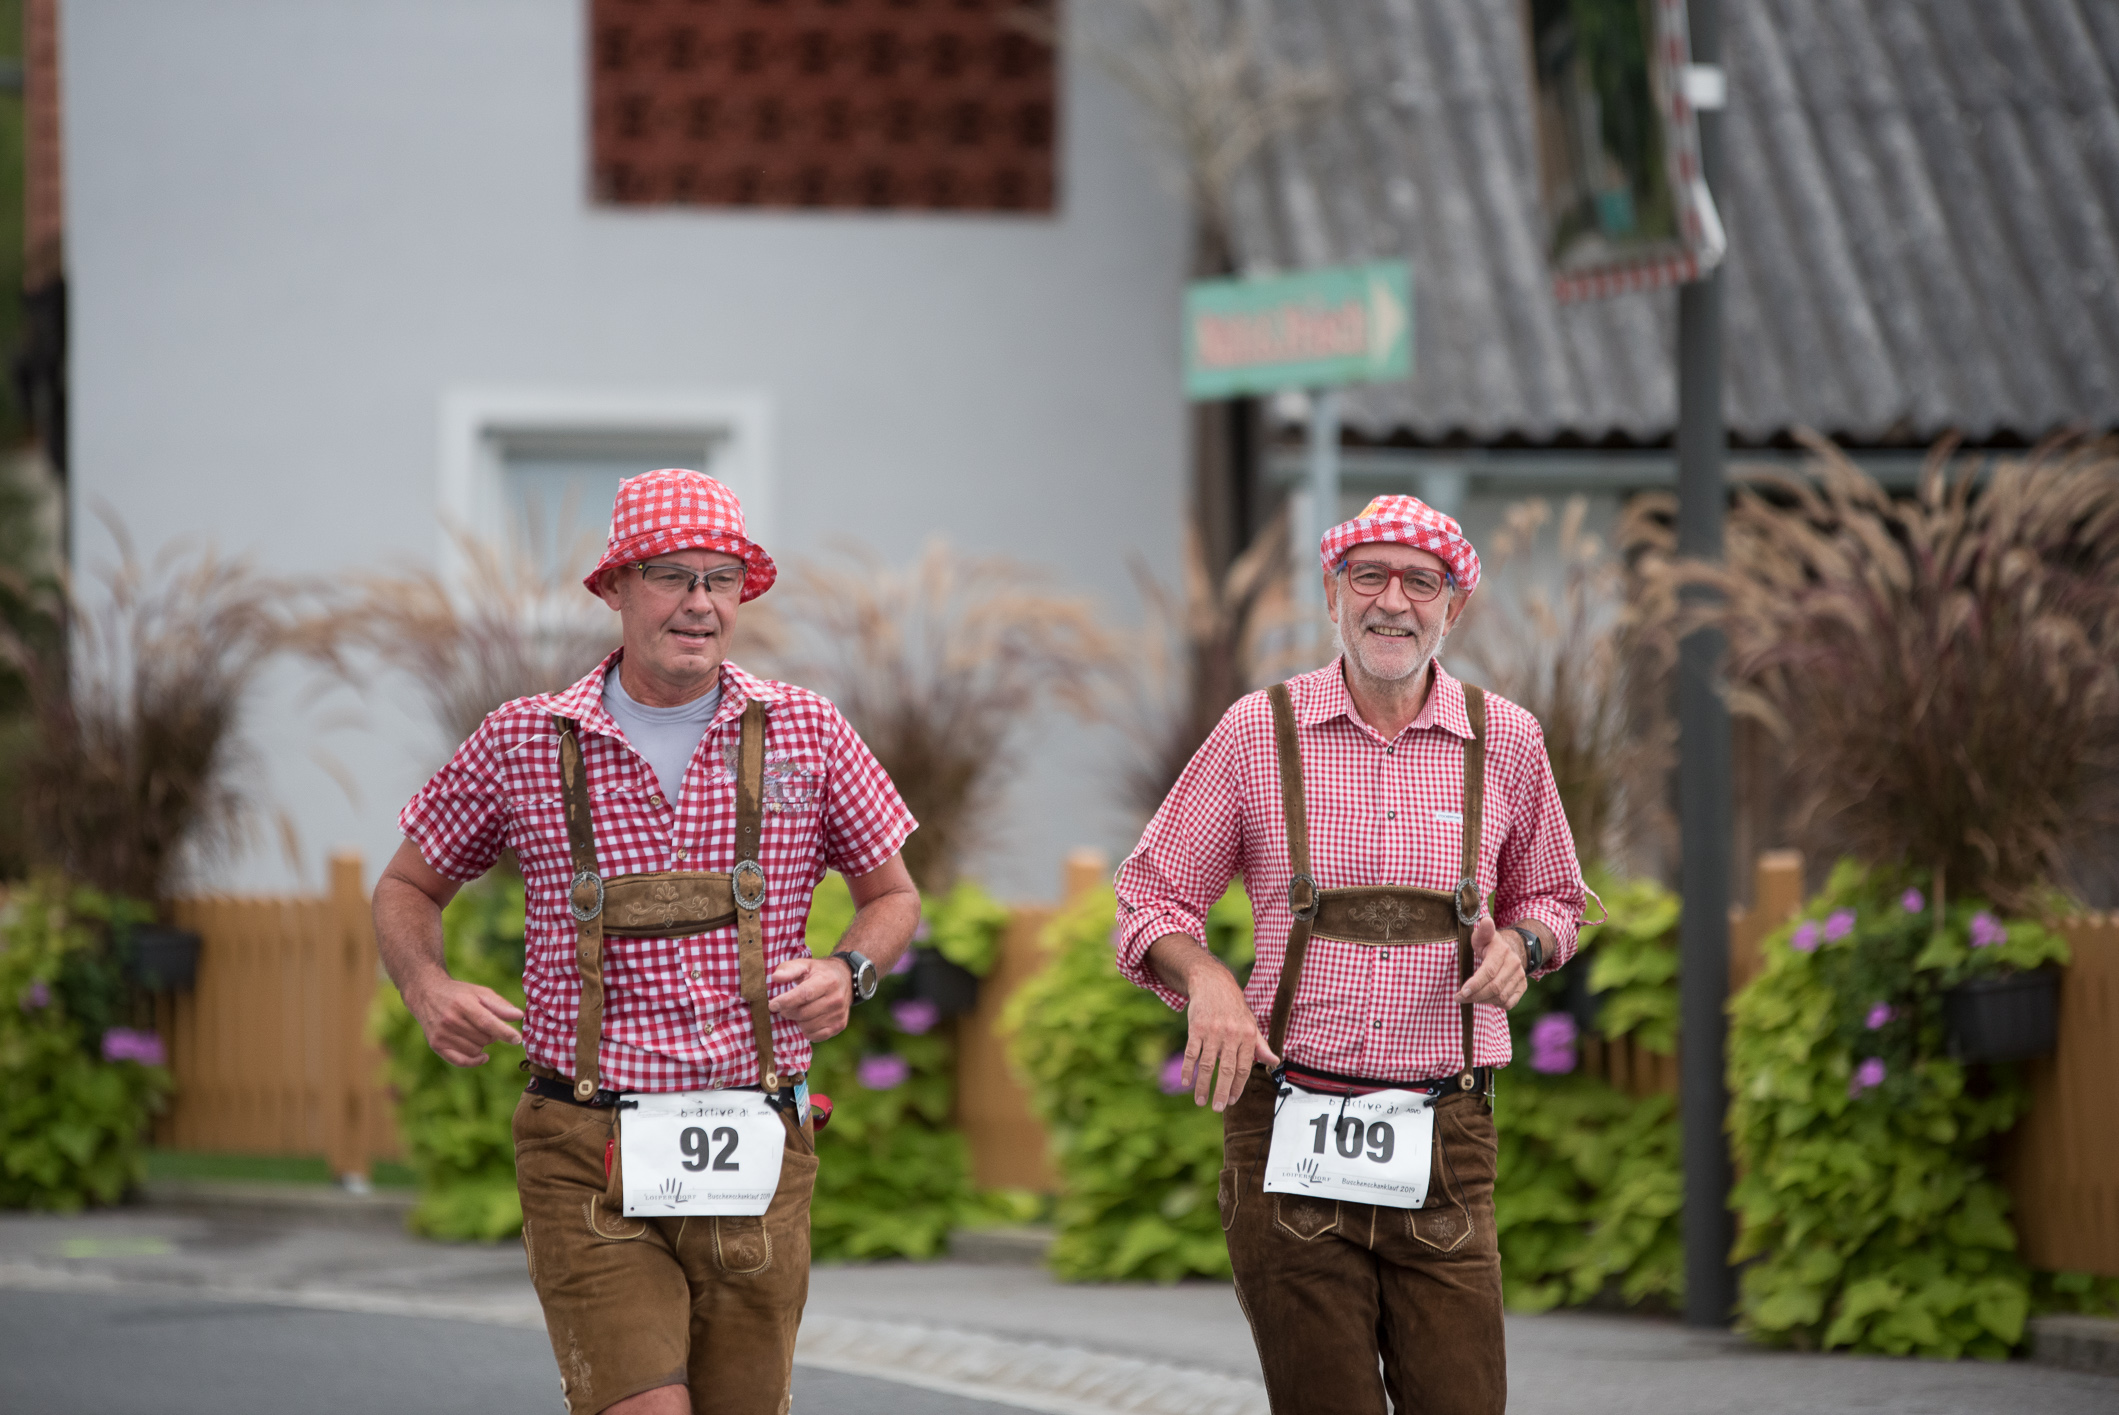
top-left (1319, 495), bottom-right (1480, 599)
top-left (583, 469), bottom-right (776, 602)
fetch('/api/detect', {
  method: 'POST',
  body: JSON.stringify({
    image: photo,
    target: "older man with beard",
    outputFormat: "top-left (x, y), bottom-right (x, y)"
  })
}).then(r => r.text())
top-left (1113, 496), bottom-right (1586, 1415)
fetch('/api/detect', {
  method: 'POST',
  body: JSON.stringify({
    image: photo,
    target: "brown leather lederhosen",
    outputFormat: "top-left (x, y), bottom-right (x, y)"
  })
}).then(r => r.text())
top-left (1265, 679), bottom-right (1487, 1093)
top-left (545, 698), bottom-right (785, 1101)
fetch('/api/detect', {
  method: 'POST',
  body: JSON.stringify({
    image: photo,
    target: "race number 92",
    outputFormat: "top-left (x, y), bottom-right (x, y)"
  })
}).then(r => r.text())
top-left (680, 1126), bottom-right (740, 1172)
top-left (1309, 1112), bottom-right (1394, 1163)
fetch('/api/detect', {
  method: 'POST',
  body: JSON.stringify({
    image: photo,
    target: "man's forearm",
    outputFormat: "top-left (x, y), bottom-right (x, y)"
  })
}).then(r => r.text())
top-left (1145, 932), bottom-right (1233, 1000)
top-left (373, 874), bottom-right (452, 1003)
top-left (837, 890), bottom-right (921, 973)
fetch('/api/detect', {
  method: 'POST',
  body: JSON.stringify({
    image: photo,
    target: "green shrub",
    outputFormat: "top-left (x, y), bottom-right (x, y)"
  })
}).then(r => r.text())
top-left (1494, 875), bottom-right (1682, 1312)
top-left (0, 879), bottom-right (170, 1210)
top-left (374, 874), bottom-right (528, 1241)
top-left (376, 870), bottom-right (1011, 1253)
top-left (1005, 883), bottom-right (1253, 1283)
top-left (1727, 862), bottom-right (2069, 1358)
top-left (802, 873), bottom-right (1009, 1261)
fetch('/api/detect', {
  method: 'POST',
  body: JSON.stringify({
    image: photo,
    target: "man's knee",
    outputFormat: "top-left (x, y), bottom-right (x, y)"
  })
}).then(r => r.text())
top-left (601, 1380), bottom-right (689, 1415)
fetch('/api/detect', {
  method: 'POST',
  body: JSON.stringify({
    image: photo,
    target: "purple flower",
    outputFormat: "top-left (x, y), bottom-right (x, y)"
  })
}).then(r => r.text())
top-left (1865, 1003), bottom-right (1893, 1030)
top-left (1823, 909), bottom-right (1857, 943)
top-left (1970, 912), bottom-right (2007, 949)
top-left (18, 980), bottom-right (51, 1011)
top-left (1159, 1054), bottom-right (1189, 1095)
top-left (891, 949), bottom-right (917, 976)
top-left (1790, 921), bottom-right (1822, 953)
top-left (1529, 1012), bottom-right (1579, 1075)
top-left (101, 1028), bottom-right (166, 1066)
top-left (1848, 1057), bottom-right (1887, 1096)
top-left (856, 1053), bottom-right (910, 1090)
top-left (890, 999), bottom-right (940, 1036)
top-left (1901, 889), bottom-right (1925, 914)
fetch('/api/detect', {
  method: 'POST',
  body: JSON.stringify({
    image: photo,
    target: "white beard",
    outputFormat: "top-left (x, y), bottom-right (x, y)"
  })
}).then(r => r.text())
top-left (1336, 610), bottom-right (1447, 685)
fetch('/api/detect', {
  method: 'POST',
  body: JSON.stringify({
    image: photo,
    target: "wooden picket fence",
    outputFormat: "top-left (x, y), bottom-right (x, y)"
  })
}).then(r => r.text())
top-left (156, 853), bottom-right (400, 1175)
top-left (2004, 913), bottom-right (2119, 1275)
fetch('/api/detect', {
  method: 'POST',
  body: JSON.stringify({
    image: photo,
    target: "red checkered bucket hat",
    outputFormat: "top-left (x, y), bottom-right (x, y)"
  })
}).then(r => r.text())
top-left (1319, 495), bottom-right (1480, 599)
top-left (583, 469), bottom-right (777, 602)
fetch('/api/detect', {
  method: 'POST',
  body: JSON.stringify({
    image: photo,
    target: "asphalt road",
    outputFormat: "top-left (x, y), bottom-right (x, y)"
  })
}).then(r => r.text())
top-left (0, 1288), bottom-right (1024, 1415)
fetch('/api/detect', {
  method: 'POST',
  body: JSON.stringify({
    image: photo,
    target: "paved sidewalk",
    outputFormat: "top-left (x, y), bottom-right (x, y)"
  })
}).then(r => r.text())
top-left (1, 1203), bottom-right (2115, 1414)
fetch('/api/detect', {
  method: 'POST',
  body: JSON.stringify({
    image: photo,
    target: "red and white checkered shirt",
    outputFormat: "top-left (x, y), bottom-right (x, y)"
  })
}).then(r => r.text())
top-left (1114, 660), bottom-right (1585, 1078)
top-left (399, 652), bottom-right (915, 1091)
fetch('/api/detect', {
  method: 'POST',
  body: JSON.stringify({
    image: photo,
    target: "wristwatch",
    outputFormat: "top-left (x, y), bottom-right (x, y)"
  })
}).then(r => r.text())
top-left (1511, 927), bottom-right (1544, 973)
top-left (832, 949), bottom-right (880, 1004)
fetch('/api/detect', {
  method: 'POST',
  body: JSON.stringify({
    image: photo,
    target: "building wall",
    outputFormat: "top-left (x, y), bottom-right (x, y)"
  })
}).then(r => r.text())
top-left (63, 0), bottom-right (1188, 900)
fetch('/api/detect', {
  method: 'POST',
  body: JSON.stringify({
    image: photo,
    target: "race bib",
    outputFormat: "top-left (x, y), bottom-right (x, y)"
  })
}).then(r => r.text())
top-left (1262, 1084), bottom-right (1437, 1209)
top-left (620, 1090), bottom-right (787, 1217)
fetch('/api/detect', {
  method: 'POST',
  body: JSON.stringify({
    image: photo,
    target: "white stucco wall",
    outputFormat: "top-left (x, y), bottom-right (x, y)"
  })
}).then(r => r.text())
top-left (64, 0), bottom-right (1188, 900)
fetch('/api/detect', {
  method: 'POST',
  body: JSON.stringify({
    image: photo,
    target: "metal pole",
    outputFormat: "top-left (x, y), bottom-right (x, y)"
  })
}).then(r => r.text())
top-left (1302, 390), bottom-right (1341, 622)
top-left (1678, 0), bottom-right (1735, 1329)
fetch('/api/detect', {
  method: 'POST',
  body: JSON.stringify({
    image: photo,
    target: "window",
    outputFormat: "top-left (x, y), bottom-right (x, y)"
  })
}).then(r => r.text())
top-left (439, 390), bottom-right (774, 586)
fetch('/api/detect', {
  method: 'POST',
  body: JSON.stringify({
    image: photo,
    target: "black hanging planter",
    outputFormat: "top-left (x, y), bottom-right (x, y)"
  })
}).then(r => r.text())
top-left (1563, 961), bottom-right (1604, 1036)
top-left (1942, 968), bottom-right (2059, 1064)
top-left (907, 948), bottom-right (980, 1019)
top-left (126, 926), bottom-right (203, 992)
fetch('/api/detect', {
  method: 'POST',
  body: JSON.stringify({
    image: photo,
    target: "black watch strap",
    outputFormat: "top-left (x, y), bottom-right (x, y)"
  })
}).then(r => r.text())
top-left (1514, 927), bottom-right (1543, 973)
top-left (833, 949), bottom-right (878, 1003)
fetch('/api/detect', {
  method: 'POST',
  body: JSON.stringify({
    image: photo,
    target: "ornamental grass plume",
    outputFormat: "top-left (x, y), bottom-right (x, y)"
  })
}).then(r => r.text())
top-left (291, 527), bottom-right (626, 753)
top-left (0, 516), bottom-right (284, 900)
top-left (1118, 514), bottom-right (1300, 819)
top-left (1649, 433), bottom-right (2119, 912)
top-left (1452, 497), bottom-right (1672, 875)
top-left (765, 540), bottom-right (1114, 892)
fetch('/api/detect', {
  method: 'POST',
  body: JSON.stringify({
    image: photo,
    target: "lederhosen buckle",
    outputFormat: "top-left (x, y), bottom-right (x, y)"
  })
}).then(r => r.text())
top-left (569, 869), bottom-right (605, 923)
top-left (1287, 872), bottom-right (1320, 923)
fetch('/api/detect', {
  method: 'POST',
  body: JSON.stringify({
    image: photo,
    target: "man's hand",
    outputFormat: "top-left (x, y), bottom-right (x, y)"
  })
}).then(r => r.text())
top-left (1456, 918), bottom-right (1531, 1010)
top-left (769, 955), bottom-right (853, 1042)
top-left (1146, 934), bottom-right (1279, 1112)
top-left (405, 977), bottom-right (524, 1067)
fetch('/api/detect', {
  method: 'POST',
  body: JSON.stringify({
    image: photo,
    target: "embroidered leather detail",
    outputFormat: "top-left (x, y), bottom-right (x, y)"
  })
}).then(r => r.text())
top-left (1346, 895), bottom-right (1416, 940)
top-left (1274, 1194), bottom-right (1340, 1242)
top-left (713, 1215), bottom-right (772, 1274)
top-left (1408, 1198), bottom-right (1473, 1252)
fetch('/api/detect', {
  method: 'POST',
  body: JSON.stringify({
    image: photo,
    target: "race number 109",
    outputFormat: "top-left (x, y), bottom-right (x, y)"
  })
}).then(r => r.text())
top-left (1309, 1112), bottom-right (1395, 1163)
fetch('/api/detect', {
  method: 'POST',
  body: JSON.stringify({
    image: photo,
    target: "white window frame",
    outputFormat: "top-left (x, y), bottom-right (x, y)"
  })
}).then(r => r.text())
top-left (436, 388), bottom-right (775, 584)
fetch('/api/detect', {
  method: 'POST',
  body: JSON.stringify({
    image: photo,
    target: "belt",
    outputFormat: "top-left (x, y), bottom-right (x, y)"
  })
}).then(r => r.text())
top-left (525, 1074), bottom-right (624, 1109)
top-left (522, 1066), bottom-right (808, 1115)
top-left (1274, 1061), bottom-right (1494, 1098)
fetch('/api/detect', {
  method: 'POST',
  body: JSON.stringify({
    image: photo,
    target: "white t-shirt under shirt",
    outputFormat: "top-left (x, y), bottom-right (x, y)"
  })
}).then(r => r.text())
top-left (601, 666), bottom-right (723, 803)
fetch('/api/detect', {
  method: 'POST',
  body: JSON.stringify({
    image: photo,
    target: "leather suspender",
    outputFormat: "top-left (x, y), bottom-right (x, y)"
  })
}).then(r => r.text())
top-left (1455, 685), bottom-right (1488, 1093)
top-left (730, 699), bottom-right (778, 1093)
top-left (557, 718), bottom-right (608, 1102)
top-left (554, 699), bottom-right (777, 1099)
top-left (1264, 681), bottom-right (1487, 1088)
top-left (1267, 684), bottom-right (1315, 1057)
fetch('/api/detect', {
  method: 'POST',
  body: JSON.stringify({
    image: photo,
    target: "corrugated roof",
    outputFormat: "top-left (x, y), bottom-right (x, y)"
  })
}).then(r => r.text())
top-left (1227, 0), bottom-right (2119, 445)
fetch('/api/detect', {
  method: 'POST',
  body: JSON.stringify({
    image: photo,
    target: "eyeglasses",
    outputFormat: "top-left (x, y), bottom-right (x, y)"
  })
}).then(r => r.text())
top-left (636, 562), bottom-right (745, 599)
top-left (1338, 560), bottom-right (1454, 603)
